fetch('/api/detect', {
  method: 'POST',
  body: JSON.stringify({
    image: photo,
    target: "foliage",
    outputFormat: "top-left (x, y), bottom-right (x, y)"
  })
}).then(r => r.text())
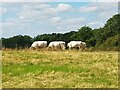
top-left (2, 35), bottom-right (32, 49)
top-left (77, 25), bottom-right (93, 41)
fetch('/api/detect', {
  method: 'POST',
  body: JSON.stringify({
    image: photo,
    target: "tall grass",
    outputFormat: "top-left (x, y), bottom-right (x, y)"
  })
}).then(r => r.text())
top-left (2, 49), bottom-right (118, 88)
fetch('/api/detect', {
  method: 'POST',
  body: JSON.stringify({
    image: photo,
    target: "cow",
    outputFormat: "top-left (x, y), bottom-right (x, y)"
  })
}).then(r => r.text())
top-left (30, 41), bottom-right (47, 50)
top-left (67, 41), bottom-right (86, 51)
top-left (80, 42), bottom-right (86, 51)
top-left (48, 41), bottom-right (66, 51)
top-left (67, 41), bottom-right (82, 50)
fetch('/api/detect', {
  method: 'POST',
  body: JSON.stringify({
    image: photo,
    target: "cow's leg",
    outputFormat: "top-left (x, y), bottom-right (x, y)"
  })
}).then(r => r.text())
top-left (79, 46), bottom-right (81, 51)
top-left (52, 45), bottom-right (54, 51)
top-left (69, 47), bottom-right (71, 50)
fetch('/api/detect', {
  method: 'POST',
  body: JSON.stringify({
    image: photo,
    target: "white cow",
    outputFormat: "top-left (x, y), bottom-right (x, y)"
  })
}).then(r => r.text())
top-left (48, 41), bottom-right (65, 51)
top-left (80, 42), bottom-right (86, 51)
top-left (30, 41), bottom-right (47, 50)
top-left (67, 41), bottom-right (86, 51)
top-left (67, 41), bottom-right (82, 50)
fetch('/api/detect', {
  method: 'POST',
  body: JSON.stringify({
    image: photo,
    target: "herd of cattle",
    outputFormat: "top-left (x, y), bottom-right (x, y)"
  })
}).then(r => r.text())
top-left (30, 41), bottom-right (86, 51)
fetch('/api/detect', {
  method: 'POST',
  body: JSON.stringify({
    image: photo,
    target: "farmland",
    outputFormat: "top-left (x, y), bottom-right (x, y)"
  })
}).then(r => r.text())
top-left (2, 50), bottom-right (118, 88)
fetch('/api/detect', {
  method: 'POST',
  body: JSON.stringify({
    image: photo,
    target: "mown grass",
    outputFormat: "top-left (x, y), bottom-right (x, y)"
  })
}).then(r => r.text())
top-left (2, 50), bottom-right (118, 88)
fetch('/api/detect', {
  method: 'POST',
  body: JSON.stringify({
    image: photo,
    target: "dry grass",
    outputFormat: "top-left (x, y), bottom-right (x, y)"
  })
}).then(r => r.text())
top-left (2, 49), bottom-right (118, 88)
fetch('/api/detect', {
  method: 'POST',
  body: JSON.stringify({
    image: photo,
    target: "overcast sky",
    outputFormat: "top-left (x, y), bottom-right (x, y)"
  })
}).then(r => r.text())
top-left (1, 1), bottom-right (118, 38)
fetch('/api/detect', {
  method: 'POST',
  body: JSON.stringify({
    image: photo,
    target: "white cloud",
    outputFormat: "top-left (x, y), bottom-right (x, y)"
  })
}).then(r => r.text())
top-left (76, 2), bottom-right (117, 29)
top-left (45, 3), bottom-right (72, 14)
top-left (0, 7), bottom-right (7, 14)
top-left (2, 18), bottom-right (30, 38)
top-left (79, 6), bottom-right (97, 12)
top-left (1, 0), bottom-right (119, 2)
top-left (63, 17), bottom-right (86, 25)
top-left (2, 2), bottom-right (118, 38)
top-left (91, 0), bottom-right (119, 2)
top-left (18, 3), bottom-right (52, 23)
top-left (17, 3), bottom-right (73, 24)
top-left (2, 3), bottom-right (72, 37)
top-left (78, 2), bottom-right (118, 28)
top-left (56, 3), bottom-right (72, 12)
top-left (96, 3), bottom-right (118, 20)
top-left (89, 21), bottom-right (100, 25)
top-left (79, 2), bottom-right (117, 13)
top-left (88, 21), bottom-right (104, 28)
top-left (19, 16), bottom-right (25, 19)
top-left (56, 26), bottom-right (62, 29)
top-left (0, 22), bottom-right (2, 37)
top-left (118, 1), bottom-right (120, 14)
top-left (18, 3), bottom-right (72, 18)
top-left (3, 18), bottom-right (18, 26)
top-left (51, 17), bottom-right (86, 27)
top-left (51, 17), bottom-right (61, 23)
top-left (22, 3), bottom-right (50, 10)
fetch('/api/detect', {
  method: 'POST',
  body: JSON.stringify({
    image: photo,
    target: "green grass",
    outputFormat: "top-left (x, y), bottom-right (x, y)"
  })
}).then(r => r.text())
top-left (3, 63), bottom-right (90, 77)
top-left (2, 50), bottom-right (118, 88)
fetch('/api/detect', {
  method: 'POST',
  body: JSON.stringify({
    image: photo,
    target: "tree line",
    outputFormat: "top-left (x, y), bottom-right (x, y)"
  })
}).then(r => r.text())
top-left (1, 14), bottom-right (120, 50)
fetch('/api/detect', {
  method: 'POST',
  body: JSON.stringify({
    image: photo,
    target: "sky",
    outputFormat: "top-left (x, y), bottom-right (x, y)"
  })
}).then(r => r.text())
top-left (1, 1), bottom-right (119, 38)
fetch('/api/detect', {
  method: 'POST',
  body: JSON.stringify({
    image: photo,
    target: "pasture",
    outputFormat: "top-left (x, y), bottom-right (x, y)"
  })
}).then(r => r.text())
top-left (2, 50), bottom-right (118, 88)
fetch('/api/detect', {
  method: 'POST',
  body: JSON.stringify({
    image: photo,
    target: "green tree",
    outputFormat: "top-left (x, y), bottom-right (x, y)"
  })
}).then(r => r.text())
top-left (23, 35), bottom-right (32, 48)
top-left (104, 14), bottom-right (120, 35)
top-left (76, 25), bottom-right (93, 41)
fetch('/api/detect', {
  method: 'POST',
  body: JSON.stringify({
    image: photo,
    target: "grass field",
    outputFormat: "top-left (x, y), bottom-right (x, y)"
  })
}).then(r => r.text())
top-left (2, 50), bottom-right (118, 88)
